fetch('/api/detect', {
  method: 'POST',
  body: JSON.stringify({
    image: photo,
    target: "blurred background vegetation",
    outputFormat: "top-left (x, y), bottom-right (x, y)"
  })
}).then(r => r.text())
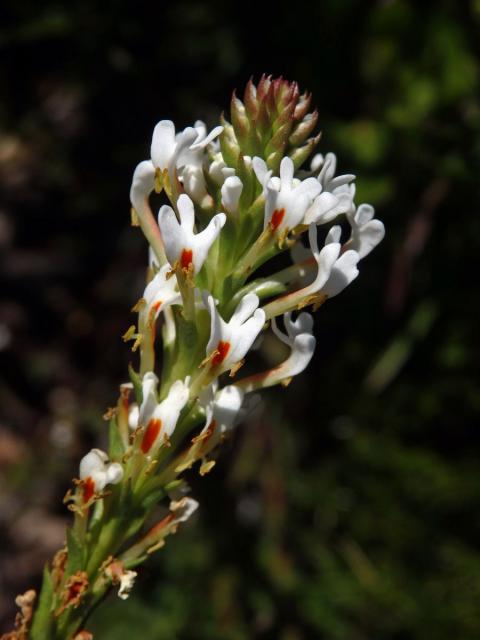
top-left (1, 0), bottom-right (479, 638)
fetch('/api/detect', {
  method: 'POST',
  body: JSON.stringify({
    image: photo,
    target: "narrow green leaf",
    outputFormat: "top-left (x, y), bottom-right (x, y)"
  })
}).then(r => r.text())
top-left (109, 416), bottom-right (125, 459)
top-left (30, 565), bottom-right (54, 640)
top-left (128, 363), bottom-right (143, 405)
top-left (66, 527), bottom-right (84, 575)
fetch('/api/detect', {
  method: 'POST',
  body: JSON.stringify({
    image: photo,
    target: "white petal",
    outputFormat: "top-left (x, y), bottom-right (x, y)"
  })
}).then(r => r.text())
top-left (158, 204), bottom-right (185, 267)
top-left (283, 334), bottom-right (316, 377)
top-left (79, 449), bottom-right (108, 479)
top-left (130, 160), bottom-right (155, 214)
top-left (279, 156), bottom-right (294, 185)
top-left (322, 250), bottom-right (360, 297)
top-left (284, 311), bottom-right (314, 338)
top-left (190, 125), bottom-right (223, 150)
top-left (151, 120), bottom-right (176, 169)
top-left (191, 213), bottom-right (226, 273)
top-left (310, 153), bottom-right (324, 172)
top-left (154, 379), bottom-right (189, 437)
top-left (228, 309), bottom-right (266, 364)
top-left (325, 225), bottom-right (342, 244)
top-left (232, 293), bottom-right (260, 324)
top-left (355, 220), bottom-right (385, 259)
top-left (139, 372), bottom-right (159, 426)
top-left (252, 156), bottom-right (269, 186)
top-left (177, 194), bottom-right (195, 232)
top-left (355, 203), bottom-right (375, 226)
top-left (105, 462), bottom-right (124, 485)
top-left (213, 385), bottom-right (244, 433)
top-left (294, 177), bottom-right (322, 200)
top-left (221, 176), bottom-right (243, 214)
top-left (205, 295), bottom-right (226, 355)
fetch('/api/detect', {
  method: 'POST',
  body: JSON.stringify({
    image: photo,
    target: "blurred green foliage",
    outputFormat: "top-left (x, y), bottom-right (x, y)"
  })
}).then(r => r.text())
top-left (1, 0), bottom-right (479, 638)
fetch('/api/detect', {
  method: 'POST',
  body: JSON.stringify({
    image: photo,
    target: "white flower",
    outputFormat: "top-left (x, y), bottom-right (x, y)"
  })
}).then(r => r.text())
top-left (305, 224), bottom-right (360, 298)
top-left (318, 152), bottom-right (355, 193)
top-left (304, 152), bottom-right (355, 225)
top-left (254, 156), bottom-right (321, 233)
top-left (271, 311), bottom-right (314, 346)
top-left (221, 176), bottom-right (243, 216)
top-left (205, 293), bottom-right (265, 373)
top-left (236, 312), bottom-right (316, 392)
top-left (139, 264), bottom-right (181, 328)
top-left (203, 383), bottom-right (244, 437)
top-left (151, 120), bottom-right (222, 201)
top-left (174, 384), bottom-right (245, 475)
top-left (263, 225), bottom-right (360, 319)
top-left (138, 373), bottom-right (190, 454)
top-left (346, 203), bottom-right (385, 259)
top-left (209, 152), bottom-right (236, 186)
top-left (79, 449), bottom-right (123, 502)
top-left (158, 194), bottom-right (226, 275)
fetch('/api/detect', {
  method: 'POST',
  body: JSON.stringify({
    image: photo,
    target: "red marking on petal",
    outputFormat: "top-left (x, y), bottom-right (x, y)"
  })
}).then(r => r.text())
top-left (152, 300), bottom-right (162, 312)
top-left (212, 341), bottom-right (231, 366)
top-left (83, 477), bottom-right (95, 503)
top-left (180, 249), bottom-right (193, 270)
top-left (270, 208), bottom-right (285, 230)
top-left (141, 418), bottom-right (162, 454)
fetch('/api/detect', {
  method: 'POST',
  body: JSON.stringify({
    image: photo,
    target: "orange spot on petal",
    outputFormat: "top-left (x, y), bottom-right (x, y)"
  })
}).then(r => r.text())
top-left (83, 477), bottom-right (95, 503)
top-left (180, 249), bottom-right (193, 270)
top-left (212, 341), bottom-right (230, 366)
top-left (270, 208), bottom-right (285, 230)
top-left (141, 418), bottom-right (162, 454)
top-left (152, 300), bottom-right (162, 312)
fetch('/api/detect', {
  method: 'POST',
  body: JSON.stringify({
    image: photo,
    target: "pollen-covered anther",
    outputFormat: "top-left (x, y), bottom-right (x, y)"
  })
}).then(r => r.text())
top-left (102, 406), bottom-right (117, 421)
top-left (131, 298), bottom-right (146, 313)
top-left (122, 325), bottom-right (136, 342)
top-left (199, 459), bottom-right (216, 476)
top-left (228, 359), bottom-right (245, 377)
top-left (130, 206), bottom-right (140, 226)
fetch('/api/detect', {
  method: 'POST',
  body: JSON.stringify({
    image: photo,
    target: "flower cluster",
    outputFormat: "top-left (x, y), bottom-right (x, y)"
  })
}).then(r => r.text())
top-left (28, 76), bottom-right (384, 639)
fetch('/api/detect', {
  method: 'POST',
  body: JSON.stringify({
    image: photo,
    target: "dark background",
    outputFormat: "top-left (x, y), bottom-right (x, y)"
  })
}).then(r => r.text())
top-left (1, 0), bottom-right (479, 638)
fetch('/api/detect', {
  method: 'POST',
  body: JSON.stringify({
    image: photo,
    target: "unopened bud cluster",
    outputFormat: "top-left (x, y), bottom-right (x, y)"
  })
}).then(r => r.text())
top-left (28, 76), bottom-right (384, 639)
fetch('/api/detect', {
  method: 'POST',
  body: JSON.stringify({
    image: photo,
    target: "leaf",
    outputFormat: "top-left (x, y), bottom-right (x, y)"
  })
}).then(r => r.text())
top-left (29, 565), bottom-right (54, 640)
top-left (109, 416), bottom-right (125, 459)
top-left (66, 527), bottom-right (84, 575)
top-left (128, 363), bottom-right (143, 405)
